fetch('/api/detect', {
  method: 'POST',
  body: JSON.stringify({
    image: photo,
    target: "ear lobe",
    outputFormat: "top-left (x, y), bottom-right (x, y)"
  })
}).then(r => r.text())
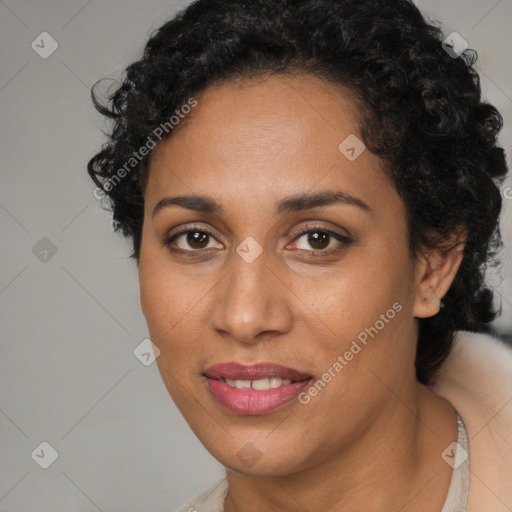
top-left (412, 234), bottom-right (465, 319)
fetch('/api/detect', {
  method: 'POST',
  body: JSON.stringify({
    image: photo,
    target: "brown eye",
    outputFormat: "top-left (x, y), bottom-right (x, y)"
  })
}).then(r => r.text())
top-left (164, 227), bottom-right (223, 252)
top-left (305, 231), bottom-right (330, 250)
top-left (290, 226), bottom-right (353, 255)
top-left (185, 231), bottom-right (210, 249)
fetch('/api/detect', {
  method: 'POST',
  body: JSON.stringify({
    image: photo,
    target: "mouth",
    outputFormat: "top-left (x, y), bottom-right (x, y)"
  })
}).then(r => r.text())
top-left (203, 362), bottom-right (313, 415)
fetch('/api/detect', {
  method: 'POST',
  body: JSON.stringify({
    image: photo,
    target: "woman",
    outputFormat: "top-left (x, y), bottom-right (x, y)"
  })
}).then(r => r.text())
top-left (87, 0), bottom-right (512, 510)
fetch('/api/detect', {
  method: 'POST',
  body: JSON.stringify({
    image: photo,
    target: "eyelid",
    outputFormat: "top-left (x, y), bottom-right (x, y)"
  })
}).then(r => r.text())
top-left (166, 223), bottom-right (217, 239)
top-left (291, 222), bottom-right (353, 241)
top-left (287, 223), bottom-right (353, 254)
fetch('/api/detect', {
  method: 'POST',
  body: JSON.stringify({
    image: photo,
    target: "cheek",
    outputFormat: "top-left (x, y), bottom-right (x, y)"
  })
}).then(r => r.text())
top-left (293, 247), bottom-right (410, 332)
top-left (139, 242), bottom-right (200, 331)
top-left (289, 245), bottom-right (415, 391)
top-left (138, 251), bottom-right (215, 376)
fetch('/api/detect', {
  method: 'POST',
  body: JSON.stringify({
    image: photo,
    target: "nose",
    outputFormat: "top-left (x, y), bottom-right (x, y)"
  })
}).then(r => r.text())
top-left (208, 248), bottom-right (293, 345)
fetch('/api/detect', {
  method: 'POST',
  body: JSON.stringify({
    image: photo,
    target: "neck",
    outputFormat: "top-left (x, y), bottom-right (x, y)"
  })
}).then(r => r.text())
top-left (224, 384), bottom-right (458, 512)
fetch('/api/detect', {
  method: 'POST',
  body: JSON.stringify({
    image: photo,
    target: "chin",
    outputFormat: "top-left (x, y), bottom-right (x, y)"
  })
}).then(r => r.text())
top-left (199, 433), bottom-right (311, 478)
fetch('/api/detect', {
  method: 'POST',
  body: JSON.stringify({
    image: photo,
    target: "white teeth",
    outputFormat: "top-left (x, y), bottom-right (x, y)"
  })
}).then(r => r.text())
top-left (270, 377), bottom-right (283, 388)
top-left (251, 378), bottom-right (270, 390)
top-left (224, 377), bottom-right (294, 390)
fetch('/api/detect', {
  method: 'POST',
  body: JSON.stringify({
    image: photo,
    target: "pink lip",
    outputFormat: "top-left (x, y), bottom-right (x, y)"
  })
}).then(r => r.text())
top-left (204, 362), bottom-right (312, 381)
top-left (204, 362), bottom-right (312, 415)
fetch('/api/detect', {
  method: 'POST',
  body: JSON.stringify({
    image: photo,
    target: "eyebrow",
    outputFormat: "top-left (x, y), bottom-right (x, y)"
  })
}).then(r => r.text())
top-left (151, 190), bottom-right (370, 218)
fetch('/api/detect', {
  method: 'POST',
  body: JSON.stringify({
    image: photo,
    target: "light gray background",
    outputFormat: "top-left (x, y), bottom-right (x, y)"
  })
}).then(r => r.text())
top-left (0, 1), bottom-right (511, 511)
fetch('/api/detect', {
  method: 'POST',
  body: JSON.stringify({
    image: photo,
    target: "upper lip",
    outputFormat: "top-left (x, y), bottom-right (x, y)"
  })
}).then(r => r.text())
top-left (204, 362), bottom-right (312, 381)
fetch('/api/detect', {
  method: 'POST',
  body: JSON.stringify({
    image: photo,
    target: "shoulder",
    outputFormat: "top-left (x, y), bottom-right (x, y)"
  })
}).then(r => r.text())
top-left (432, 330), bottom-right (512, 414)
top-left (430, 330), bottom-right (512, 511)
top-left (174, 478), bottom-right (228, 512)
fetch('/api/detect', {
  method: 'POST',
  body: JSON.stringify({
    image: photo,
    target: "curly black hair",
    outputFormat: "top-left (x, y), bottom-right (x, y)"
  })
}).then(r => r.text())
top-left (87, 0), bottom-right (508, 385)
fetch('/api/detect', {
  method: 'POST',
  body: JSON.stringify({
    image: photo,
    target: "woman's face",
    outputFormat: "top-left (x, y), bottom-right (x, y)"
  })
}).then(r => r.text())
top-left (139, 74), bottom-right (425, 475)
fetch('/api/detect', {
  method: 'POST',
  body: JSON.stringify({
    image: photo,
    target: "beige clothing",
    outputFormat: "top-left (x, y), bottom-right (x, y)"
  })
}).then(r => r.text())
top-left (176, 330), bottom-right (512, 512)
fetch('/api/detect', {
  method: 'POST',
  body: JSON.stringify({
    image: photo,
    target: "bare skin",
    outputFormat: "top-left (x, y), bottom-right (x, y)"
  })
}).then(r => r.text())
top-left (138, 73), bottom-right (464, 511)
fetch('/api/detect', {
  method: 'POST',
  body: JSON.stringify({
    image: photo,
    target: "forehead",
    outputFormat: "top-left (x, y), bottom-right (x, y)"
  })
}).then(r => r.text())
top-left (146, 73), bottom-right (392, 214)
top-left (155, 73), bottom-right (366, 157)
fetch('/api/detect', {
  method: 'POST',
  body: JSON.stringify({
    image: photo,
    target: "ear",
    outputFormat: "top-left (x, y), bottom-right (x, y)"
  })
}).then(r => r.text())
top-left (412, 233), bottom-right (465, 318)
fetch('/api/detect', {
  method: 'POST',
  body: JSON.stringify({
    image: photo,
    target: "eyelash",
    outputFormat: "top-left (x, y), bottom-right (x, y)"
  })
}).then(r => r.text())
top-left (290, 225), bottom-right (353, 255)
top-left (163, 223), bottom-right (353, 257)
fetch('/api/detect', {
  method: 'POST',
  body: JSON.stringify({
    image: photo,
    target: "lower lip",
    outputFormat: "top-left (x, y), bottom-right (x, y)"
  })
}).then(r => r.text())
top-left (206, 378), bottom-right (312, 415)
